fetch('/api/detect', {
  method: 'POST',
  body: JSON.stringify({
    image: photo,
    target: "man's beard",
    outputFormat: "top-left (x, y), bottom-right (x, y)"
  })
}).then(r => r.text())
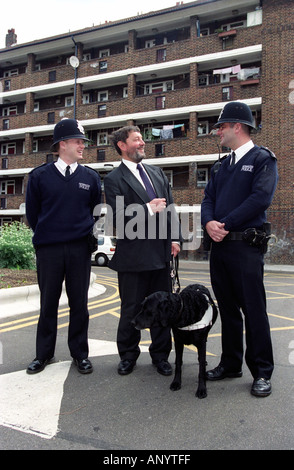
top-left (128, 149), bottom-right (145, 163)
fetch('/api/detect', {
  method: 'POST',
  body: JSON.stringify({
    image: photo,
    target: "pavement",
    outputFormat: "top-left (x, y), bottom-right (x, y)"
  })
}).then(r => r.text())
top-left (0, 260), bottom-right (293, 452)
top-left (0, 260), bottom-right (293, 320)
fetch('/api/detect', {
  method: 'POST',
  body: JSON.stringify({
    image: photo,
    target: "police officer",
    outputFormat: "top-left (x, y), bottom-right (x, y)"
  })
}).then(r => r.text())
top-left (26, 119), bottom-right (101, 374)
top-left (201, 102), bottom-right (278, 397)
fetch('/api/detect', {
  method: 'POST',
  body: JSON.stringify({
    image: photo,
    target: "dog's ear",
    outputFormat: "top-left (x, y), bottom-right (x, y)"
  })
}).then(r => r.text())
top-left (158, 295), bottom-right (173, 327)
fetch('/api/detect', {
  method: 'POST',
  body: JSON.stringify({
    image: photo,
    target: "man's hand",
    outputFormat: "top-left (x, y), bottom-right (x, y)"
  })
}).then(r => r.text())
top-left (171, 242), bottom-right (181, 257)
top-left (149, 198), bottom-right (167, 213)
top-left (206, 220), bottom-right (229, 242)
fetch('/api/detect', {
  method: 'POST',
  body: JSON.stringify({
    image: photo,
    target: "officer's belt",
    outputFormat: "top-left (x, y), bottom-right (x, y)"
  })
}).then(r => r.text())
top-left (224, 232), bottom-right (244, 241)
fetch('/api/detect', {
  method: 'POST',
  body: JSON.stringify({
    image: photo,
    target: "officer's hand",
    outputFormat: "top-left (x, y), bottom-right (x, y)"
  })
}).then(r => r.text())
top-left (206, 220), bottom-right (229, 242)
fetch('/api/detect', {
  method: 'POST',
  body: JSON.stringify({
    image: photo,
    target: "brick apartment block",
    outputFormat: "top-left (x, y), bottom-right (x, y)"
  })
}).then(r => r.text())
top-left (0, 0), bottom-right (293, 263)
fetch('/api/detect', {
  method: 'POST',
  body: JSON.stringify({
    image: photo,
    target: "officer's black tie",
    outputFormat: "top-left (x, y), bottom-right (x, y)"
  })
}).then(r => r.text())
top-left (137, 163), bottom-right (157, 200)
top-left (230, 151), bottom-right (236, 165)
top-left (65, 165), bottom-right (71, 178)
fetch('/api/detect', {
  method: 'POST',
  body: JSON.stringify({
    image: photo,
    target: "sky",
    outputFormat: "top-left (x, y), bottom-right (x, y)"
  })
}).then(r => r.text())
top-left (1, 0), bottom-right (182, 47)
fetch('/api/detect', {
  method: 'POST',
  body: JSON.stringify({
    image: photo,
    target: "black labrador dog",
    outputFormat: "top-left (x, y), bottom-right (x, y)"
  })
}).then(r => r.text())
top-left (132, 284), bottom-right (217, 398)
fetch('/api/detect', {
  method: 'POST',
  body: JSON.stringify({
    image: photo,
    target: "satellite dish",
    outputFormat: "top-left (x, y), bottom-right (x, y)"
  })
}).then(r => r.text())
top-left (69, 55), bottom-right (79, 68)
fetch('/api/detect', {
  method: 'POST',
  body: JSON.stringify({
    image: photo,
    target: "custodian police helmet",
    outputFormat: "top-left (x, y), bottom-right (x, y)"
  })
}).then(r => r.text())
top-left (214, 101), bottom-right (256, 129)
top-left (50, 118), bottom-right (89, 150)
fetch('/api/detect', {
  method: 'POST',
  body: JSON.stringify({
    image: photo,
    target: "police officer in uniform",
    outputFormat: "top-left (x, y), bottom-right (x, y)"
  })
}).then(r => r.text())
top-left (201, 102), bottom-right (278, 397)
top-left (26, 119), bottom-right (101, 374)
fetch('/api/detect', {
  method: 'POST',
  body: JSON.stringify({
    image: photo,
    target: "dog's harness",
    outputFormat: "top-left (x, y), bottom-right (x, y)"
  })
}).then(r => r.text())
top-left (177, 295), bottom-right (214, 331)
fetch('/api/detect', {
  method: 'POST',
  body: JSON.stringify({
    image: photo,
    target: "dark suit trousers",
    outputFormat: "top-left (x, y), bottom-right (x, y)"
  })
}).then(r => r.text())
top-left (35, 239), bottom-right (91, 360)
top-left (210, 240), bottom-right (274, 379)
top-left (117, 266), bottom-right (172, 363)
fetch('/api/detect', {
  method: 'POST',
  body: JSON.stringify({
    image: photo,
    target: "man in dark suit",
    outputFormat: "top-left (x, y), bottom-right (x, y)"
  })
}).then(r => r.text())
top-left (104, 125), bottom-right (180, 376)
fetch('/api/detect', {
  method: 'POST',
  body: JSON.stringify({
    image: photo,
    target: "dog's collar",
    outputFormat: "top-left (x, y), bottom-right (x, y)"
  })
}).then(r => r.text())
top-left (178, 295), bottom-right (213, 331)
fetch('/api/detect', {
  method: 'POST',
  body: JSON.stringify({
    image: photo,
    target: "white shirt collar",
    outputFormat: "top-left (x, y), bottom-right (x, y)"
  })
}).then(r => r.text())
top-left (233, 140), bottom-right (254, 163)
top-left (55, 158), bottom-right (78, 175)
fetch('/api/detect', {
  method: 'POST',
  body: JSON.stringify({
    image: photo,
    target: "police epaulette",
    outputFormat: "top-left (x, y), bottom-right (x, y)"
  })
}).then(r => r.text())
top-left (84, 165), bottom-right (99, 174)
top-left (29, 163), bottom-right (48, 174)
top-left (260, 146), bottom-right (277, 159)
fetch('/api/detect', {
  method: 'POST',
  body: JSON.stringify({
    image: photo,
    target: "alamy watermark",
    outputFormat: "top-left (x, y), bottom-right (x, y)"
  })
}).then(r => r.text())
top-left (93, 198), bottom-right (201, 251)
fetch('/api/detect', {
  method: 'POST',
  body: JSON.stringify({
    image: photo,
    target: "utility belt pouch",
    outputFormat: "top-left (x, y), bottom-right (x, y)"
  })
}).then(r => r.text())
top-left (242, 223), bottom-right (271, 253)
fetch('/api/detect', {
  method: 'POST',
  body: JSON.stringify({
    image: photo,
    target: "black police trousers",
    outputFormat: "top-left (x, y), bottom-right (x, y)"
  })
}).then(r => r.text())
top-left (210, 240), bottom-right (274, 380)
top-left (35, 238), bottom-right (91, 361)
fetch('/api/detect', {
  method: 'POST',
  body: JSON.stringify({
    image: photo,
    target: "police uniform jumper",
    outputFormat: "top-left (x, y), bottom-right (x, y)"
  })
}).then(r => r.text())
top-left (26, 119), bottom-right (101, 373)
top-left (201, 102), bottom-right (278, 392)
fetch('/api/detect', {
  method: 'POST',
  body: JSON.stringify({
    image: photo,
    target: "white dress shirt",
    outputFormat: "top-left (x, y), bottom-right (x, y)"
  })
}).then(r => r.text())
top-left (55, 158), bottom-right (78, 176)
top-left (233, 140), bottom-right (255, 164)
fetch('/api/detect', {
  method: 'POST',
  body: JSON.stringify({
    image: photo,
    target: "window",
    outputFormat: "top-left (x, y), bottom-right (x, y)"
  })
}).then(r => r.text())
top-left (4, 80), bottom-right (11, 91)
top-left (200, 28), bottom-right (210, 36)
top-left (2, 106), bottom-right (17, 116)
top-left (222, 86), bottom-right (233, 101)
top-left (47, 112), bottom-right (55, 123)
top-left (3, 119), bottom-right (9, 130)
top-left (99, 61), bottom-right (107, 73)
top-left (0, 198), bottom-right (7, 209)
top-left (97, 133), bottom-right (108, 146)
top-left (144, 80), bottom-right (174, 94)
top-left (83, 53), bottom-right (91, 61)
top-left (155, 96), bottom-right (165, 109)
top-left (2, 158), bottom-right (8, 169)
top-left (99, 49), bottom-right (110, 58)
top-left (48, 70), bottom-right (56, 82)
top-left (155, 144), bottom-right (165, 157)
top-left (156, 49), bottom-right (167, 62)
top-left (220, 73), bottom-right (230, 83)
top-left (98, 104), bottom-right (106, 117)
top-left (98, 91), bottom-right (108, 102)
top-left (97, 149), bottom-right (106, 161)
top-left (34, 64), bottom-right (41, 71)
top-left (221, 20), bottom-right (246, 31)
top-left (197, 168), bottom-right (208, 188)
top-left (145, 39), bottom-right (156, 48)
top-left (197, 121), bottom-right (209, 135)
top-left (65, 96), bottom-right (74, 107)
top-left (34, 102), bottom-right (39, 112)
top-left (4, 69), bottom-right (18, 77)
top-left (198, 75), bottom-right (209, 86)
top-left (123, 87), bottom-right (128, 98)
top-left (1, 143), bottom-right (16, 155)
top-left (33, 140), bottom-right (38, 153)
top-left (1, 180), bottom-right (15, 195)
top-left (83, 94), bottom-right (90, 104)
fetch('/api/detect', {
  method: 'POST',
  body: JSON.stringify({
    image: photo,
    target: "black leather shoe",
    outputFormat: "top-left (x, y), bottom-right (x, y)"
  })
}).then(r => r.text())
top-left (26, 357), bottom-right (54, 374)
top-left (118, 359), bottom-right (136, 375)
top-left (251, 378), bottom-right (271, 397)
top-left (154, 360), bottom-right (172, 376)
top-left (206, 364), bottom-right (242, 381)
top-left (73, 358), bottom-right (93, 374)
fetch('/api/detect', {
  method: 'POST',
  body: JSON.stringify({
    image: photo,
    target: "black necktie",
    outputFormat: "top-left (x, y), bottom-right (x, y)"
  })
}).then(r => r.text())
top-left (65, 165), bottom-right (71, 178)
top-left (137, 164), bottom-right (157, 200)
top-left (230, 152), bottom-right (236, 165)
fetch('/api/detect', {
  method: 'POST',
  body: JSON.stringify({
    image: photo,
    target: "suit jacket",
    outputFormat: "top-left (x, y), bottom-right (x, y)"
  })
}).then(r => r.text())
top-left (104, 161), bottom-right (180, 272)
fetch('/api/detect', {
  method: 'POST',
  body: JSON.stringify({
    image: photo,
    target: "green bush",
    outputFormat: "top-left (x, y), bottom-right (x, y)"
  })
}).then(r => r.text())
top-left (0, 221), bottom-right (36, 270)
